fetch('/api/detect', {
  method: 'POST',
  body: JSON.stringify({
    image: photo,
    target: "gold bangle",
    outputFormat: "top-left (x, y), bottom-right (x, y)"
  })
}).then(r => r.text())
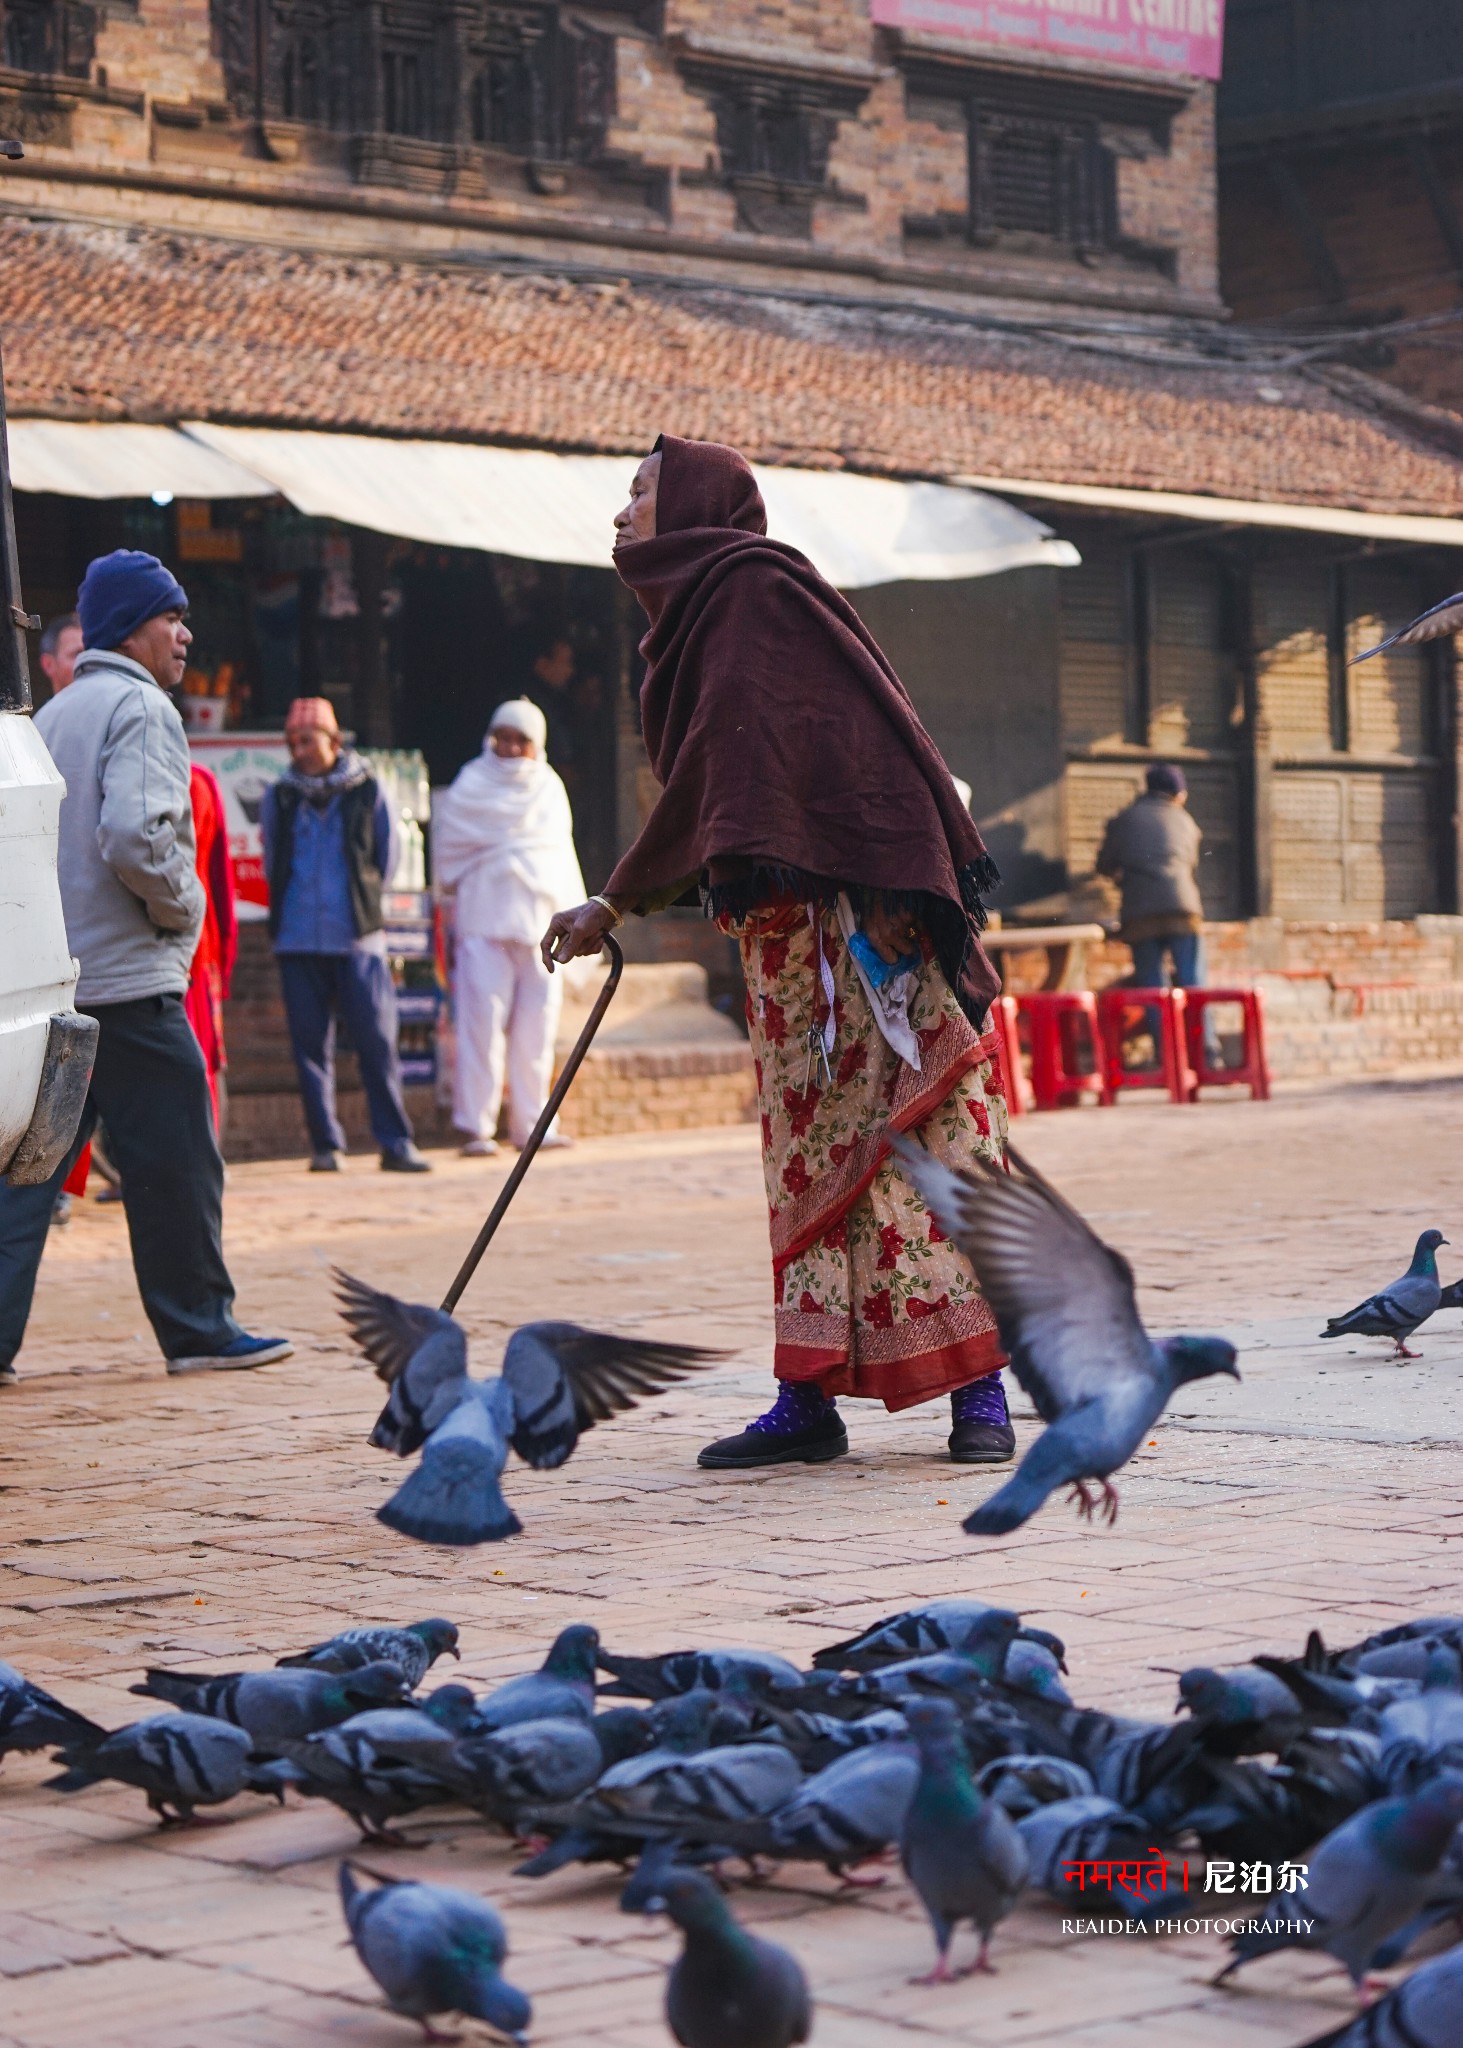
top-left (589, 893), bottom-right (624, 928)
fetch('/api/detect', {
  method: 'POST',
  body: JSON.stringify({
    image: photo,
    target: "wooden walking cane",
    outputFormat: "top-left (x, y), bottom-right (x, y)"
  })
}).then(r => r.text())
top-left (439, 934), bottom-right (624, 1314)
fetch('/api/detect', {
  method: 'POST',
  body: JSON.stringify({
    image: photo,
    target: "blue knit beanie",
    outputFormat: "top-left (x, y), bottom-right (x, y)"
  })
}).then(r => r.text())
top-left (77, 550), bottom-right (189, 651)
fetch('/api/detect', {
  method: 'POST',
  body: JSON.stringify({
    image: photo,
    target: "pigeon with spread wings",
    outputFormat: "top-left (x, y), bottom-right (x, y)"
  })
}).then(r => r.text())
top-left (887, 1137), bottom-right (1239, 1536)
top-left (335, 1270), bottom-right (720, 1544)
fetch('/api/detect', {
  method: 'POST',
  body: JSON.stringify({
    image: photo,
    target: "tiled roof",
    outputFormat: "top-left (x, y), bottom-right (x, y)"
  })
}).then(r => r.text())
top-left (2, 213), bottom-right (1461, 517)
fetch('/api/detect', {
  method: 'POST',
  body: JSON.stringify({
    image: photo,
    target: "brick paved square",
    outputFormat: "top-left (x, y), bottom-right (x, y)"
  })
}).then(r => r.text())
top-left (2, 1079), bottom-right (1459, 2045)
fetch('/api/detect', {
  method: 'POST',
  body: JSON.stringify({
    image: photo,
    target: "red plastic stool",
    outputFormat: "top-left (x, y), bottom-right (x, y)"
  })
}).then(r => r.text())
top-left (1016, 992), bottom-right (1113, 1110)
top-left (1183, 987), bottom-right (1271, 1101)
top-left (1097, 987), bottom-right (1197, 1105)
top-left (990, 994), bottom-right (1032, 1117)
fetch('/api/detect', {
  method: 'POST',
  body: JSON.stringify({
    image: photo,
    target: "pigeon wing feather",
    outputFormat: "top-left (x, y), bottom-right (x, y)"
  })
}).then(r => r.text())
top-left (334, 1269), bottom-right (456, 1385)
top-left (889, 1136), bottom-right (1154, 1422)
top-left (1349, 594), bottom-right (1463, 665)
top-left (502, 1324), bottom-right (721, 1470)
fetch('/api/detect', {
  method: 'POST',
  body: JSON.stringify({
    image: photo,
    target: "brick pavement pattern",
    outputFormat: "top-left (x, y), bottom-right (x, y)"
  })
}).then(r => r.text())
top-left (1, 1078), bottom-right (1460, 2047)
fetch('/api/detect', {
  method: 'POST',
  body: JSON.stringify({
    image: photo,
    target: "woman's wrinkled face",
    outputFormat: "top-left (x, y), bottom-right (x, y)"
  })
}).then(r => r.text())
top-left (489, 727), bottom-right (536, 759)
top-left (613, 451), bottom-right (661, 549)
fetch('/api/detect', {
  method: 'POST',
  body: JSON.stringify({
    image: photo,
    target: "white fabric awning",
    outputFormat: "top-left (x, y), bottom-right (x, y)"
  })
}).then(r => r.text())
top-left (5, 417), bottom-right (1078, 586)
top-left (180, 424), bottom-right (1078, 587)
top-left (7, 420), bottom-right (275, 500)
top-left (953, 473), bottom-right (1463, 549)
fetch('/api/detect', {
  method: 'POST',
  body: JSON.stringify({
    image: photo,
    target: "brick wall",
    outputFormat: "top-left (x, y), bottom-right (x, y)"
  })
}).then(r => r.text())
top-left (26, 2), bottom-right (1220, 316)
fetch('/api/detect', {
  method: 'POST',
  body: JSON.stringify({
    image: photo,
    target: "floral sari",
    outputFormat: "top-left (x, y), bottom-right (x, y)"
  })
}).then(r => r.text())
top-left (727, 900), bottom-right (1009, 1411)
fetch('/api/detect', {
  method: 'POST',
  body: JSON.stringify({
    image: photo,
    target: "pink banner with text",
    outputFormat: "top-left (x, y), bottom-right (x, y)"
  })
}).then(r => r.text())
top-left (870, 0), bottom-right (1225, 81)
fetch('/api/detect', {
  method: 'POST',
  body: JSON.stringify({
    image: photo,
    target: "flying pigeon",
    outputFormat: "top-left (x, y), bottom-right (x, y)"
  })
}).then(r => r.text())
top-left (1295, 1942), bottom-right (1463, 2048)
top-left (900, 1696), bottom-right (1030, 1981)
top-left (1322, 1230), bottom-right (1447, 1360)
top-left (1218, 1772), bottom-right (1463, 1988)
top-left (468, 1624), bottom-right (600, 1735)
top-left (277, 1619), bottom-right (460, 1687)
top-left (813, 1599), bottom-right (1067, 1674)
top-left (47, 1711), bottom-right (258, 1824)
top-left (0, 1661), bottom-right (104, 1763)
top-left (130, 1661), bottom-right (410, 1748)
top-left (339, 1863), bottom-right (531, 2045)
top-left (888, 1135), bottom-right (1239, 1535)
top-left (643, 1869), bottom-right (811, 2048)
top-left (1349, 593), bottom-right (1463, 665)
top-left (335, 1269), bottom-right (718, 1545)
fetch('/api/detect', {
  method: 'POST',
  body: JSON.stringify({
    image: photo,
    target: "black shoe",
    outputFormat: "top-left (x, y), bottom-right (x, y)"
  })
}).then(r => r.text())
top-left (948, 1418), bottom-right (1016, 1464)
top-left (381, 1144), bottom-right (432, 1173)
top-left (698, 1408), bottom-right (849, 1470)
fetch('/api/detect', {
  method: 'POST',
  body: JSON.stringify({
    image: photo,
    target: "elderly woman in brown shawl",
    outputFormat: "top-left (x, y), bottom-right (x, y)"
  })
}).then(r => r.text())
top-left (542, 436), bottom-right (1014, 1470)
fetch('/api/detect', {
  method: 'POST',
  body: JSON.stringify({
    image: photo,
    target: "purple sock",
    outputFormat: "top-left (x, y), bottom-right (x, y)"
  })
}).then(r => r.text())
top-left (747, 1380), bottom-right (834, 1436)
top-left (951, 1373), bottom-right (1008, 1427)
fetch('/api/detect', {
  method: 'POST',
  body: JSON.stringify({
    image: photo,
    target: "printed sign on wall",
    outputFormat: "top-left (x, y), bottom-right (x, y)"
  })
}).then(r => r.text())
top-left (870, 0), bottom-right (1225, 81)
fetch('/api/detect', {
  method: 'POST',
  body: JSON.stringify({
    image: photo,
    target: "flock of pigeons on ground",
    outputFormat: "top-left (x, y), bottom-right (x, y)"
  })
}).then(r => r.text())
top-left (3, 1603), bottom-right (1463, 2044)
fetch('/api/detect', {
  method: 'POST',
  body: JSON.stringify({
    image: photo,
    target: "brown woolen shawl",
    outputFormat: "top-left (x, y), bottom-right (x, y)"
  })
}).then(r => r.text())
top-left (605, 435), bottom-right (1001, 1027)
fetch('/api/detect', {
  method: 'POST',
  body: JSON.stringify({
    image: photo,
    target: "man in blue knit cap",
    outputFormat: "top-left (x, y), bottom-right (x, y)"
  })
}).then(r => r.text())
top-left (0, 550), bottom-right (292, 1383)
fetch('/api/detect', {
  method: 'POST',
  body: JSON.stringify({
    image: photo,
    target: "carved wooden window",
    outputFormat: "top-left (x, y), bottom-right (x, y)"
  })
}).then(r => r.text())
top-left (678, 54), bottom-right (871, 238)
top-left (970, 108), bottom-right (1112, 255)
top-left (900, 55), bottom-right (1182, 274)
top-left (0, 0), bottom-right (97, 78)
top-left (213, 0), bottom-right (617, 167)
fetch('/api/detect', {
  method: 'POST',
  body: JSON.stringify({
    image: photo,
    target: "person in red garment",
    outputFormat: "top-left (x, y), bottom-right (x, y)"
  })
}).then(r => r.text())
top-left (185, 761), bottom-right (237, 1133)
top-left (543, 436), bottom-right (1016, 1471)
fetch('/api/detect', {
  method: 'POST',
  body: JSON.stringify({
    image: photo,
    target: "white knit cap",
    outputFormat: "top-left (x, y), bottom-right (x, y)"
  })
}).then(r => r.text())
top-left (488, 697), bottom-right (547, 751)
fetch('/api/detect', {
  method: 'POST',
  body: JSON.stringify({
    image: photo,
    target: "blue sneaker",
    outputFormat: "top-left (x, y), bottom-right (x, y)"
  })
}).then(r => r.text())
top-left (166, 1334), bottom-right (294, 1377)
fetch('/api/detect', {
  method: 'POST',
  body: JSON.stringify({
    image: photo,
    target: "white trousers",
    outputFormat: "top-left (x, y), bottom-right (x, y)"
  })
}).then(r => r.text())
top-left (453, 936), bottom-right (563, 1146)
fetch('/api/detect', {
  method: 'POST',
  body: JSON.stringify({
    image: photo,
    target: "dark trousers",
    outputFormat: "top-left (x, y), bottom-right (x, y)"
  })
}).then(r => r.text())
top-left (0, 994), bottom-right (243, 1368)
top-left (276, 950), bottom-right (414, 1156)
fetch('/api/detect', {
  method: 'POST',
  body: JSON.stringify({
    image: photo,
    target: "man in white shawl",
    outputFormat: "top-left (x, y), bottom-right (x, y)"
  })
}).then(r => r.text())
top-left (435, 699), bottom-right (585, 1155)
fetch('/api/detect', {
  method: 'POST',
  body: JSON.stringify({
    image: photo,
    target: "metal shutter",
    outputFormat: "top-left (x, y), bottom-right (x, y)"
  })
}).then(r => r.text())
top-left (1272, 770), bottom-right (1435, 916)
top-left (1186, 762), bottom-right (1243, 919)
top-left (1253, 560), bottom-right (1331, 751)
top-left (1149, 552), bottom-right (1238, 753)
top-left (1065, 762), bottom-right (1145, 878)
top-left (1346, 563), bottom-right (1429, 758)
top-left (1059, 539), bottom-right (1128, 748)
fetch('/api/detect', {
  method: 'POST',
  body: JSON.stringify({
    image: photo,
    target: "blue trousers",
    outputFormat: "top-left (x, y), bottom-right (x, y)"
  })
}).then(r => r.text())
top-left (276, 950), bottom-right (414, 1156)
top-left (1130, 932), bottom-right (1204, 988)
top-left (0, 994), bottom-right (243, 1368)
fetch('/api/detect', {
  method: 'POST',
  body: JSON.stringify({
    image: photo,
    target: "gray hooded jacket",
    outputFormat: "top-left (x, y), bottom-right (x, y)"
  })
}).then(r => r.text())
top-left (32, 649), bottom-right (204, 1006)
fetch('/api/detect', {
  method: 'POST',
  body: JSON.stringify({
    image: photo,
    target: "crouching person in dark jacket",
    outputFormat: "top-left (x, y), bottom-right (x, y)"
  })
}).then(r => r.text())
top-left (260, 698), bottom-right (429, 1174)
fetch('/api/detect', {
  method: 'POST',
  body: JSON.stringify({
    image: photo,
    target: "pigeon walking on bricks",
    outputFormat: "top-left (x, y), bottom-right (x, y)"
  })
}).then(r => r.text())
top-left (1322, 1230), bottom-right (1447, 1360)
top-left (900, 1696), bottom-right (1030, 1981)
top-left (1218, 1772), bottom-right (1463, 1990)
top-left (1349, 593), bottom-right (1463, 665)
top-left (418, 1716), bottom-right (611, 1829)
top-left (642, 1869), bottom-right (811, 2048)
top-left (130, 1661), bottom-right (410, 1748)
top-left (596, 1646), bottom-right (807, 1703)
top-left (0, 1661), bottom-right (104, 1762)
top-left (277, 1620), bottom-right (460, 1687)
top-left (46, 1711), bottom-right (258, 1824)
top-left (468, 1624), bottom-right (600, 1734)
top-left (888, 1134), bottom-right (1240, 1536)
top-left (1297, 1942), bottom-right (1463, 2048)
top-left (334, 1270), bottom-right (718, 1545)
top-left (271, 1708), bottom-right (461, 1842)
top-left (339, 1862), bottom-right (531, 2045)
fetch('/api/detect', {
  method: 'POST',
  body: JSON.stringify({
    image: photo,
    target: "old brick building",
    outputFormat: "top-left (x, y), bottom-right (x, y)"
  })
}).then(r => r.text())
top-left (0, 0), bottom-right (1459, 951)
